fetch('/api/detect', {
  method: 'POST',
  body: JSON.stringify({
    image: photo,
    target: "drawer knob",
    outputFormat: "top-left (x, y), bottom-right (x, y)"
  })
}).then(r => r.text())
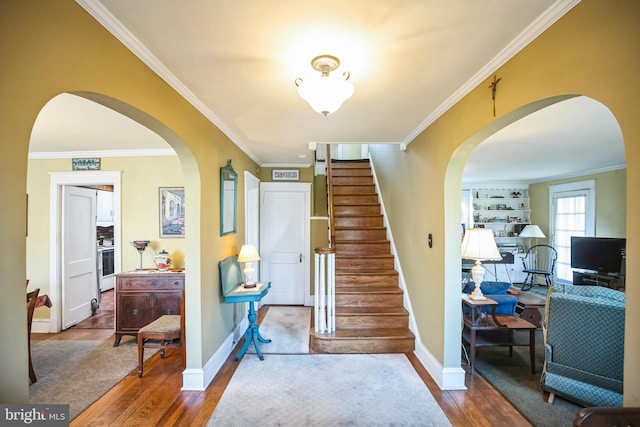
top-left (132, 309), bottom-right (138, 315)
top-left (174, 281), bottom-right (180, 286)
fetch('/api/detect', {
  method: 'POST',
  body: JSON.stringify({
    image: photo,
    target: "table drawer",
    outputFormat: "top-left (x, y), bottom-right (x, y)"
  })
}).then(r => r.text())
top-left (117, 275), bottom-right (184, 290)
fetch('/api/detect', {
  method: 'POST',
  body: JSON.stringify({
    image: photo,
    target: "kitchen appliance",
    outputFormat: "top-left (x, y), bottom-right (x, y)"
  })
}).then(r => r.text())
top-left (98, 246), bottom-right (115, 292)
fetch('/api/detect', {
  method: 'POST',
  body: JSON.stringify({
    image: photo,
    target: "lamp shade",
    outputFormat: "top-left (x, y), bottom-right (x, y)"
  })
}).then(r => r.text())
top-left (238, 244), bottom-right (260, 262)
top-left (461, 228), bottom-right (502, 261)
top-left (297, 75), bottom-right (354, 116)
top-left (518, 224), bottom-right (545, 238)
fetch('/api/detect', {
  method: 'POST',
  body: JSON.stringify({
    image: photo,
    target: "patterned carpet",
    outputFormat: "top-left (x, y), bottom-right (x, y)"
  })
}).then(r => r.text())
top-left (247, 306), bottom-right (311, 354)
top-left (208, 353), bottom-right (452, 426)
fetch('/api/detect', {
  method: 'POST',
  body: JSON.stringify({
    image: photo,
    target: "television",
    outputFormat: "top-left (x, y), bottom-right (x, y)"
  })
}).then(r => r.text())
top-left (570, 236), bottom-right (626, 275)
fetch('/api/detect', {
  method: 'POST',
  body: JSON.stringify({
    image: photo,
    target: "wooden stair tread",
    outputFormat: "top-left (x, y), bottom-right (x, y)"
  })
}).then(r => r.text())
top-left (335, 306), bottom-right (408, 315)
top-left (331, 161), bottom-right (370, 167)
top-left (335, 239), bottom-right (388, 243)
top-left (312, 328), bottom-right (415, 339)
top-left (335, 286), bottom-right (402, 294)
top-left (335, 270), bottom-right (397, 276)
top-left (333, 202), bottom-right (379, 206)
top-left (335, 270), bottom-right (397, 275)
top-left (336, 253), bottom-right (393, 258)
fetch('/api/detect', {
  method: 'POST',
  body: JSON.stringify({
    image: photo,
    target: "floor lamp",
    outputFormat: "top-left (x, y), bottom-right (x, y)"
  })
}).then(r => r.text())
top-left (518, 224), bottom-right (546, 248)
top-left (461, 228), bottom-right (503, 300)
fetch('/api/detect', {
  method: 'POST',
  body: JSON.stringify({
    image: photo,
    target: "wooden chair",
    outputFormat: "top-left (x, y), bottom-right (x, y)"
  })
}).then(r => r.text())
top-left (26, 288), bottom-right (40, 384)
top-left (521, 244), bottom-right (557, 291)
top-left (137, 289), bottom-right (185, 377)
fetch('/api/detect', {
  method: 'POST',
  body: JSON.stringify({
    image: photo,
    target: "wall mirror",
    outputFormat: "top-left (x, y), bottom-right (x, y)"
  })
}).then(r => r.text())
top-left (220, 160), bottom-right (237, 235)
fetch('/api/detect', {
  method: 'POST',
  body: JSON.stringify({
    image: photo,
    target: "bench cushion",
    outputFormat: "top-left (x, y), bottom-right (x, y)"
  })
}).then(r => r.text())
top-left (139, 315), bottom-right (180, 334)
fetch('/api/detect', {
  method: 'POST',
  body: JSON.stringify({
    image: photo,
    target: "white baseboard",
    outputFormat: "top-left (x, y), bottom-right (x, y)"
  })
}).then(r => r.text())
top-left (31, 319), bottom-right (51, 334)
top-left (182, 317), bottom-right (248, 391)
top-left (414, 340), bottom-right (467, 390)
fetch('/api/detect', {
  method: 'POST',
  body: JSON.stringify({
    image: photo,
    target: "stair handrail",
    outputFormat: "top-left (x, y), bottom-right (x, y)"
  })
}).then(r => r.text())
top-left (326, 144), bottom-right (335, 248)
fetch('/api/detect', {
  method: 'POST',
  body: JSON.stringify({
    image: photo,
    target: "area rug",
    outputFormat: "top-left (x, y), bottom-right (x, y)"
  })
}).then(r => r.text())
top-left (247, 306), bottom-right (311, 354)
top-left (472, 330), bottom-right (582, 427)
top-left (29, 338), bottom-right (155, 420)
top-left (207, 353), bottom-right (452, 426)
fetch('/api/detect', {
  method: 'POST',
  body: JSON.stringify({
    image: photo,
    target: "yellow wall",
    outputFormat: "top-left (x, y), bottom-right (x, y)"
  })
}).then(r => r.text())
top-left (370, 0), bottom-right (639, 404)
top-left (529, 169), bottom-right (627, 242)
top-left (0, 1), bottom-right (256, 400)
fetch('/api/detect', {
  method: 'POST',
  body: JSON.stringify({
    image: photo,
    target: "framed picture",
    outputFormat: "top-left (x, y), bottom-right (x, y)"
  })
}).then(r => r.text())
top-left (496, 203), bottom-right (507, 210)
top-left (508, 216), bottom-right (519, 223)
top-left (159, 187), bottom-right (185, 238)
top-left (272, 169), bottom-right (299, 181)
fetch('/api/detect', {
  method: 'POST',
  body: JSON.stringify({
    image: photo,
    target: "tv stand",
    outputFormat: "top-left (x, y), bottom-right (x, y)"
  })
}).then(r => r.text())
top-left (573, 271), bottom-right (624, 290)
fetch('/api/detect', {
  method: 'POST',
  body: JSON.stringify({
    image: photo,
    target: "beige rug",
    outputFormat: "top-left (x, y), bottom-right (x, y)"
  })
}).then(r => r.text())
top-left (247, 306), bottom-right (311, 354)
top-left (208, 353), bottom-right (452, 426)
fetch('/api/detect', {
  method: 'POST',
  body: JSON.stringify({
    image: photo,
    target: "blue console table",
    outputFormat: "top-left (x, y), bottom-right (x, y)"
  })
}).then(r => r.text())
top-left (219, 256), bottom-right (271, 360)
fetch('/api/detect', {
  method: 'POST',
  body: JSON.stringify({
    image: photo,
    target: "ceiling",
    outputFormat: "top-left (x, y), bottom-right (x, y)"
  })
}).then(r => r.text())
top-left (28, 0), bottom-right (625, 183)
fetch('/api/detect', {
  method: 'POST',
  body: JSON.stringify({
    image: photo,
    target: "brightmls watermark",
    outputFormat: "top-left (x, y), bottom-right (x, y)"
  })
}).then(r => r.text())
top-left (1, 404), bottom-right (69, 426)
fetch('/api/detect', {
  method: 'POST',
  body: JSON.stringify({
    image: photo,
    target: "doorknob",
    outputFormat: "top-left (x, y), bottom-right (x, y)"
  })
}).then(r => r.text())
top-left (299, 254), bottom-right (303, 263)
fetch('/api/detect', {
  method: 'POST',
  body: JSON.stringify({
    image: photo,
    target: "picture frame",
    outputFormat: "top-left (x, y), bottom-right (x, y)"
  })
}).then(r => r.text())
top-left (272, 169), bottom-right (299, 181)
top-left (508, 216), bottom-right (519, 223)
top-left (159, 187), bottom-right (185, 238)
top-left (496, 203), bottom-right (507, 210)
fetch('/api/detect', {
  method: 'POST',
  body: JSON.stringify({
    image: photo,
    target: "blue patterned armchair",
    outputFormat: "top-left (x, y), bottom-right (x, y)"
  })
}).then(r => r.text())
top-left (542, 284), bottom-right (625, 407)
top-left (462, 281), bottom-right (517, 315)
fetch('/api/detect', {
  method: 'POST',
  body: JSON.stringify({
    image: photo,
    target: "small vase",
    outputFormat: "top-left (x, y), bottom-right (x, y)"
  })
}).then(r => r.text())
top-left (154, 250), bottom-right (171, 271)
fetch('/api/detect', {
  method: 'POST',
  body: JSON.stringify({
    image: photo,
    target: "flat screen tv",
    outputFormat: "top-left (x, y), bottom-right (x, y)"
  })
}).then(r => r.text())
top-left (570, 236), bottom-right (626, 275)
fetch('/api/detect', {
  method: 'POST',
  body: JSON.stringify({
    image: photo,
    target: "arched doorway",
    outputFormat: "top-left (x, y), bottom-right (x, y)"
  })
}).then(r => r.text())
top-left (445, 95), bottom-right (626, 398)
top-left (26, 92), bottom-right (196, 405)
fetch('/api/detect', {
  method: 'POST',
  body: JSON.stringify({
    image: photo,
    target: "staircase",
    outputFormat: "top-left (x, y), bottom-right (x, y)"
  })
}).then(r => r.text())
top-left (310, 160), bottom-right (415, 353)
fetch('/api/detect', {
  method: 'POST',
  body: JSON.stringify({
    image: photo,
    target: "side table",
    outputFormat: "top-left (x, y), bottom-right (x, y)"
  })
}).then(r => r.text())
top-left (224, 282), bottom-right (271, 360)
top-left (462, 294), bottom-right (536, 375)
top-left (514, 291), bottom-right (546, 328)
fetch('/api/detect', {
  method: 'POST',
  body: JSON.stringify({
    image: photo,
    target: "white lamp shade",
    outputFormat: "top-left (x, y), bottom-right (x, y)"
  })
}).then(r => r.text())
top-left (238, 244), bottom-right (260, 262)
top-left (518, 224), bottom-right (546, 238)
top-left (461, 228), bottom-right (502, 261)
top-left (297, 75), bottom-right (354, 116)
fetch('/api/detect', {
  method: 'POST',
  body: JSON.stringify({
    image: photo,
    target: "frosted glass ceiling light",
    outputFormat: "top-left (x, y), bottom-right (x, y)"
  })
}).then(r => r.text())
top-left (295, 55), bottom-right (354, 116)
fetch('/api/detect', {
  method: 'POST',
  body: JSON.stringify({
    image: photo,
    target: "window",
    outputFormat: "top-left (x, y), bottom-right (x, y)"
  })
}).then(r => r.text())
top-left (549, 180), bottom-right (595, 282)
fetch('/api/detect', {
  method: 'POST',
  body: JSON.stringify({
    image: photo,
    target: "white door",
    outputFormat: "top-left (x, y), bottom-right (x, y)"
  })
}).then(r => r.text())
top-left (260, 183), bottom-right (310, 305)
top-left (62, 186), bottom-right (97, 329)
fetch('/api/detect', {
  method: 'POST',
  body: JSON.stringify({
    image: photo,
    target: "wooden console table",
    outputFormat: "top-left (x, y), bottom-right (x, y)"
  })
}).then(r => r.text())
top-left (114, 270), bottom-right (184, 346)
top-left (462, 294), bottom-right (536, 375)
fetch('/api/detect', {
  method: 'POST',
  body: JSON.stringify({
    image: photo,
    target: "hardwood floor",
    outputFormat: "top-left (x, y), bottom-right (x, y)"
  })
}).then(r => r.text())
top-left (34, 305), bottom-right (531, 426)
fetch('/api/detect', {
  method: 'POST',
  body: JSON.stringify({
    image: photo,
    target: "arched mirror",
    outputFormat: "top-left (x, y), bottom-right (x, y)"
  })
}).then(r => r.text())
top-left (220, 160), bottom-right (237, 235)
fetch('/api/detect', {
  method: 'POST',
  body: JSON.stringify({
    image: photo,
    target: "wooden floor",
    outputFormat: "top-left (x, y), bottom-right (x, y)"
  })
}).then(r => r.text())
top-left (34, 305), bottom-right (532, 427)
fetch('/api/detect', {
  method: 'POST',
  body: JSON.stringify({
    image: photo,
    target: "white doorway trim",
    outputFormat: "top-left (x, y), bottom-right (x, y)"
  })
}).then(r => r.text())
top-left (244, 171), bottom-right (260, 309)
top-left (48, 171), bottom-right (122, 332)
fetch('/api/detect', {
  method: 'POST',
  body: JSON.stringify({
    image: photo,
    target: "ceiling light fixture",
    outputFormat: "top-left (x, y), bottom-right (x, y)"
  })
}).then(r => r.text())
top-left (295, 55), bottom-right (354, 116)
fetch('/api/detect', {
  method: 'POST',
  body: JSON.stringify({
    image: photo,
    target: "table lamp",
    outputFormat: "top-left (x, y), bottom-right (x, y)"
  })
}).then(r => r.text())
top-left (461, 228), bottom-right (503, 300)
top-left (238, 244), bottom-right (260, 287)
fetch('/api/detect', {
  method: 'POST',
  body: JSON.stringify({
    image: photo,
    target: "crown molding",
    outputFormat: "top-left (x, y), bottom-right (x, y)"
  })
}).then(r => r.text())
top-left (76, 0), bottom-right (261, 166)
top-left (403, 0), bottom-right (581, 146)
top-left (29, 149), bottom-right (177, 160)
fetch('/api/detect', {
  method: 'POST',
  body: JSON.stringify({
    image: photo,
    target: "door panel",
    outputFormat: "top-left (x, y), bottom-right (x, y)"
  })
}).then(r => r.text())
top-left (62, 186), bottom-right (97, 329)
top-left (260, 183), bottom-right (310, 305)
